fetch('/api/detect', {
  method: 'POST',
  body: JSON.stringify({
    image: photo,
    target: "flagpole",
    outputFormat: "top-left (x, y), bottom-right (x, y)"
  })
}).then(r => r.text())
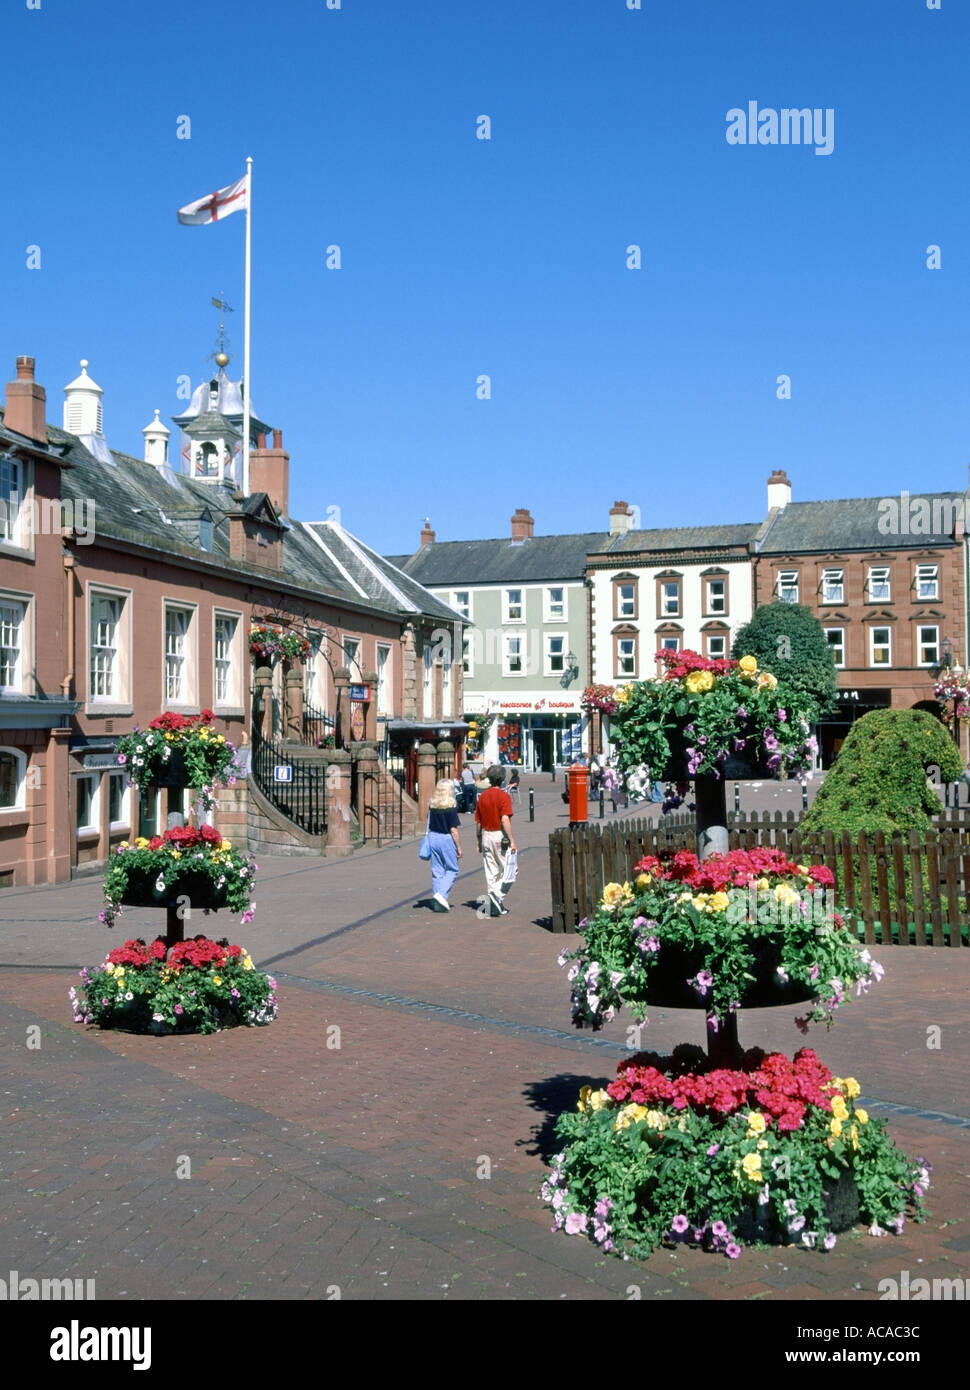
top-left (242, 155), bottom-right (253, 497)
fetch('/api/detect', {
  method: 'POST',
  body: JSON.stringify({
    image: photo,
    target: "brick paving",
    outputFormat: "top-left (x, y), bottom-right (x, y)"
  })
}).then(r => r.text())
top-left (0, 774), bottom-right (968, 1301)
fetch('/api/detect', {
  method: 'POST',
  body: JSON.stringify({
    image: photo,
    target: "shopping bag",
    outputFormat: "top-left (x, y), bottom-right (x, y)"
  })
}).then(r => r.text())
top-left (500, 848), bottom-right (518, 894)
top-left (418, 815), bottom-right (432, 860)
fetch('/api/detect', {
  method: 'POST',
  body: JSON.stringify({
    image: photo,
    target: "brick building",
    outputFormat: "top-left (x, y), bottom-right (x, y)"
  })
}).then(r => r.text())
top-left (0, 355), bottom-right (463, 887)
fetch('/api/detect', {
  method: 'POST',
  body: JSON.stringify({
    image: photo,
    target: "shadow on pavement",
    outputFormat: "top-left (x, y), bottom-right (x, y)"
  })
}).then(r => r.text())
top-left (519, 1073), bottom-right (603, 1161)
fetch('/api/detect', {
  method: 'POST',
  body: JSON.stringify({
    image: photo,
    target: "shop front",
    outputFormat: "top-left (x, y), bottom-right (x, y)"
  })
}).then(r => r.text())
top-left (479, 694), bottom-right (587, 771)
top-left (816, 688), bottom-right (892, 768)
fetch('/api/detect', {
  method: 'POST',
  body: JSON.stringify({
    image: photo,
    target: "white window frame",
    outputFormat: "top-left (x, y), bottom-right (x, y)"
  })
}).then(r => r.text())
top-left (451, 591), bottom-right (471, 621)
top-left (705, 578), bottom-right (726, 615)
top-left (107, 771), bottom-right (130, 830)
top-left (0, 597), bottom-right (26, 694)
top-left (869, 626), bottom-right (892, 667)
top-left (503, 634), bottom-right (525, 677)
top-left (777, 570), bottom-right (799, 604)
top-left (915, 565), bottom-right (939, 601)
top-left (376, 643), bottom-right (392, 716)
top-left (544, 586), bottom-right (567, 622)
top-left (660, 581), bottom-right (680, 617)
top-left (867, 566), bottom-right (891, 602)
top-left (462, 629), bottom-right (474, 678)
top-left (0, 454), bottom-right (29, 552)
top-left (163, 602), bottom-right (198, 708)
top-left (545, 633), bottom-right (566, 676)
top-left (213, 610), bottom-right (242, 710)
top-left (825, 627), bottom-right (845, 669)
top-left (917, 625), bottom-right (940, 668)
top-left (87, 585), bottom-right (131, 711)
top-left (616, 638), bottom-right (637, 679)
top-left (342, 636), bottom-right (362, 679)
top-left (660, 635), bottom-right (680, 653)
top-left (617, 583), bottom-right (636, 619)
top-left (75, 773), bottom-right (100, 836)
top-left (705, 633), bottom-right (728, 660)
top-left (0, 746), bottom-right (27, 813)
top-left (503, 588), bottom-right (525, 624)
top-left (821, 568), bottom-right (844, 604)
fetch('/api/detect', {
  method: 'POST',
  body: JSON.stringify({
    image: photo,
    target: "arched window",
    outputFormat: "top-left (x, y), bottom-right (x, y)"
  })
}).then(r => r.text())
top-left (0, 746), bottom-right (26, 811)
top-left (195, 442), bottom-right (219, 478)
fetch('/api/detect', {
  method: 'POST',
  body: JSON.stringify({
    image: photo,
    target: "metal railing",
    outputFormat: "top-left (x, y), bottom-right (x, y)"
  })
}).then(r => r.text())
top-left (350, 757), bottom-right (405, 844)
top-left (250, 723), bottom-right (327, 836)
top-left (303, 699), bottom-right (336, 748)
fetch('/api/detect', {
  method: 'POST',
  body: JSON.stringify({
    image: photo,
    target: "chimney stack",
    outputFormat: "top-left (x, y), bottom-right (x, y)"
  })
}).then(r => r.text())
top-left (766, 469), bottom-right (792, 512)
top-left (609, 500), bottom-right (634, 535)
top-left (248, 428), bottom-right (290, 516)
top-left (510, 507), bottom-right (534, 541)
top-left (420, 518), bottom-right (436, 548)
top-left (4, 356), bottom-right (47, 444)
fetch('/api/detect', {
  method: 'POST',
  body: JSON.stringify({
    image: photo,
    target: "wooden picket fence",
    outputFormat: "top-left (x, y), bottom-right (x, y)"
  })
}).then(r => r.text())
top-left (548, 815), bottom-right (970, 947)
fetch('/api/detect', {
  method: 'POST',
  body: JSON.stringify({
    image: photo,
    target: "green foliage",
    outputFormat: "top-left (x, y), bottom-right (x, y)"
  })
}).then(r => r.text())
top-left (731, 602), bottom-right (839, 718)
top-left (803, 708), bottom-right (963, 836)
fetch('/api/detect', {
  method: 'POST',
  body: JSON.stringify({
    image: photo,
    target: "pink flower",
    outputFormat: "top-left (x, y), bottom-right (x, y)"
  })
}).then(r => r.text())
top-left (725, 1242), bottom-right (741, 1259)
top-left (564, 1212), bottom-right (588, 1236)
top-left (671, 1215), bottom-right (689, 1235)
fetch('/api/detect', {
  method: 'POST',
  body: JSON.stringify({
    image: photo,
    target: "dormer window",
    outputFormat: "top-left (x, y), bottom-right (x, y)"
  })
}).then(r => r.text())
top-left (199, 518), bottom-right (213, 551)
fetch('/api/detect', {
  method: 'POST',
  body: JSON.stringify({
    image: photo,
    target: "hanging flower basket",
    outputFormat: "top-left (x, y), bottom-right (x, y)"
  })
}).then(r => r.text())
top-left (610, 650), bottom-right (818, 795)
top-left (249, 624), bottom-right (310, 665)
top-left (934, 666), bottom-right (970, 727)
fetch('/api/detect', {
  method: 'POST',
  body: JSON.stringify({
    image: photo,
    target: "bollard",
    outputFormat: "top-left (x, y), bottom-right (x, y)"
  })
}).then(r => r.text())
top-left (599, 789), bottom-right (605, 819)
top-left (801, 782), bottom-right (808, 811)
top-left (529, 787), bottom-right (535, 823)
top-left (734, 782), bottom-right (740, 814)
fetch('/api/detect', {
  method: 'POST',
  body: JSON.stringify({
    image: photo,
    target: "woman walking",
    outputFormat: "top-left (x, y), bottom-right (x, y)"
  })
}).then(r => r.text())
top-left (428, 778), bottom-right (462, 912)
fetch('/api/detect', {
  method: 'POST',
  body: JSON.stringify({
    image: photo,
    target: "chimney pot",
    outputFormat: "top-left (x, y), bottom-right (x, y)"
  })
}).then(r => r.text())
top-left (420, 518), bottom-right (436, 548)
top-left (273, 428), bottom-right (282, 449)
top-left (16, 356), bottom-right (35, 381)
top-left (256, 432), bottom-right (266, 448)
top-left (766, 469), bottom-right (792, 512)
top-left (609, 500), bottom-right (634, 536)
top-left (510, 507), bottom-right (534, 540)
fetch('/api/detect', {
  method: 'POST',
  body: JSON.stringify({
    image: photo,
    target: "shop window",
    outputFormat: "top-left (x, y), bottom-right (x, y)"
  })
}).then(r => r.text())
top-left (0, 747), bottom-right (26, 810)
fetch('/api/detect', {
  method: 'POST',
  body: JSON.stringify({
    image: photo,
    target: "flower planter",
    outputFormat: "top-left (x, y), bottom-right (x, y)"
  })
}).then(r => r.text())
top-left (732, 1171), bottom-right (860, 1243)
top-left (642, 940), bottom-right (818, 1011)
top-left (120, 868), bottom-right (228, 912)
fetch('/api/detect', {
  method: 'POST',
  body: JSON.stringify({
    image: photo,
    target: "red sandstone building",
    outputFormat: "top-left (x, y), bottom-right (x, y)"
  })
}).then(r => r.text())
top-left (0, 355), bottom-right (464, 887)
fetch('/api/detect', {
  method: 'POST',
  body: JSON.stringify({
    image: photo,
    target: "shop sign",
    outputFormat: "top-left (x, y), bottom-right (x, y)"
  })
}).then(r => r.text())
top-left (82, 754), bottom-right (120, 770)
top-left (349, 684), bottom-right (370, 701)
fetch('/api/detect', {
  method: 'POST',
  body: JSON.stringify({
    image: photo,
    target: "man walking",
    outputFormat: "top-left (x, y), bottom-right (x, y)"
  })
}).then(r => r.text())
top-left (474, 765), bottom-right (517, 917)
top-left (461, 761), bottom-right (478, 814)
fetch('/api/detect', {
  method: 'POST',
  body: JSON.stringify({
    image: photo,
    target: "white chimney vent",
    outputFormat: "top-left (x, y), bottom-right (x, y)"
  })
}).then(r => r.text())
top-left (767, 469), bottom-right (792, 511)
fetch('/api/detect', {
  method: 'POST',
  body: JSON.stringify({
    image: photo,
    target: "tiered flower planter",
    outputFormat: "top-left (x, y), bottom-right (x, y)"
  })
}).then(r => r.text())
top-left (70, 712), bottom-right (276, 1036)
top-left (544, 652), bottom-right (928, 1258)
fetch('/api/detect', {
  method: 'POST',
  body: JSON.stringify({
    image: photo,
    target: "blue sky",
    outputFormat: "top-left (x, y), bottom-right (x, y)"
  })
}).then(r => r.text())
top-left (4, 0), bottom-right (966, 554)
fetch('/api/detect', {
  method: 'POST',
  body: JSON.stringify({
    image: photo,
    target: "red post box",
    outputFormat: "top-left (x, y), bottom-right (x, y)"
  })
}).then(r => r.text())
top-left (568, 765), bottom-right (588, 824)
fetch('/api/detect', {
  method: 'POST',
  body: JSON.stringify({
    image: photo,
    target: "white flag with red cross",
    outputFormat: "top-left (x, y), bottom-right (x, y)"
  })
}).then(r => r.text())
top-left (177, 174), bottom-right (249, 226)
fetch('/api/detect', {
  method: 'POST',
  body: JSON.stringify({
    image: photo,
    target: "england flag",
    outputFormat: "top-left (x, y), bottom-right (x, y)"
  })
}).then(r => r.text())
top-left (177, 174), bottom-right (249, 226)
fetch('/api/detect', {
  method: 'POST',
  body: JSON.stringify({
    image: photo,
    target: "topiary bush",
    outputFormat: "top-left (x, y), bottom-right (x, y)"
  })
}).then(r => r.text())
top-left (803, 708), bottom-right (962, 837)
top-left (731, 602), bottom-right (839, 719)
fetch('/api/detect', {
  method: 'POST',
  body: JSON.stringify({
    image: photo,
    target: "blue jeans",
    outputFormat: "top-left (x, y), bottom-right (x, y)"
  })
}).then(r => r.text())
top-left (429, 831), bottom-right (459, 900)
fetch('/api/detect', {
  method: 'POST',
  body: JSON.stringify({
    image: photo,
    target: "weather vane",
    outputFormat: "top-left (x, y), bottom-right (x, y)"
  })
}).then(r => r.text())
top-left (209, 294), bottom-right (234, 368)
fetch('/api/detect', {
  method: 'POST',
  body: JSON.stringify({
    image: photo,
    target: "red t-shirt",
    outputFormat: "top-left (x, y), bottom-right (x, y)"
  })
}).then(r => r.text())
top-left (475, 787), bottom-right (513, 832)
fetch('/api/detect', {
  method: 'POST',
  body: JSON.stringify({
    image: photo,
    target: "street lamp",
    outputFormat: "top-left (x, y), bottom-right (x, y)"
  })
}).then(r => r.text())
top-left (559, 650), bottom-right (579, 689)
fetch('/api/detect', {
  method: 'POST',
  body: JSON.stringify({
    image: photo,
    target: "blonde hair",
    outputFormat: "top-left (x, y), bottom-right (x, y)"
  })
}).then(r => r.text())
top-left (430, 778), bottom-right (457, 810)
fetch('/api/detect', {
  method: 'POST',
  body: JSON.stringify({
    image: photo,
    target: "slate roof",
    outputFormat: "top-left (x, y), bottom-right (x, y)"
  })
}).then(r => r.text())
top-left (388, 533), bottom-right (614, 585)
top-left (758, 494), bottom-right (966, 553)
top-left (389, 523), bottom-right (761, 585)
top-left (0, 405), bottom-right (457, 625)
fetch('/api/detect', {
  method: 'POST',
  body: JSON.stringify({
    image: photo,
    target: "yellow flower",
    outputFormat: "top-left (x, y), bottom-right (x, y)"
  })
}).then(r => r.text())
top-left (171, 849), bottom-right (182, 860)
top-left (691, 894), bottom-right (709, 910)
top-left (774, 883), bottom-right (801, 906)
top-left (220, 839), bottom-right (232, 851)
top-left (212, 975), bottom-right (222, 986)
top-left (198, 728), bottom-right (209, 740)
top-left (738, 655), bottom-right (758, 674)
top-left (830, 1117), bottom-right (843, 1138)
top-left (757, 672), bottom-right (778, 690)
top-left (588, 1089), bottom-right (610, 1111)
top-left (645, 1110), bottom-right (669, 1131)
top-left (756, 1138), bottom-right (769, 1151)
top-left (745, 1111), bottom-right (767, 1136)
top-left (684, 670), bottom-right (714, 694)
top-left (741, 1153), bottom-right (763, 1182)
top-left (216, 735), bottom-right (226, 744)
top-left (709, 891), bottom-right (730, 912)
top-left (843, 1077), bottom-right (861, 1100)
top-left (848, 1124), bottom-right (860, 1151)
top-left (242, 957), bottom-right (254, 972)
top-left (831, 1095), bottom-right (849, 1122)
top-left (614, 684), bottom-right (634, 706)
top-left (118, 841), bottom-right (130, 851)
top-left (104, 963), bottom-right (115, 974)
top-left (165, 732), bottom-right (174, 741)
top-left (797, 864), bottom-right (811, 876)
top-left (854, 1107), bottom-right (869, 1126)
top-left (755, 877), bottom-right (770, 891)
top-left (601, 881), bottom-right (634, 911)
top-left (577, 1086), bottom-right (591, 1112)
top-left (614, 1103), bottom-right (649, 1131)
top-left (635, 872), bottom-right (652, 888)
top-left (134, 836), bottom-right (149, 849)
